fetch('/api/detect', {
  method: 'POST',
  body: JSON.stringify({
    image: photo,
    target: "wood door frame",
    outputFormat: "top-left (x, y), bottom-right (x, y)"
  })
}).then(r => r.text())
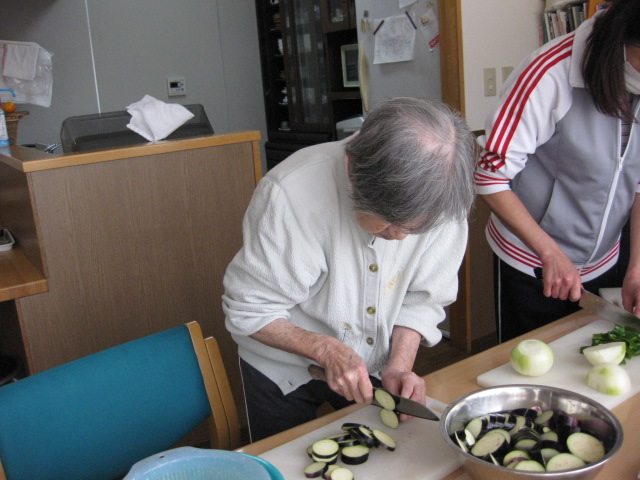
top-left (438, 0), bottom-right (472, 353)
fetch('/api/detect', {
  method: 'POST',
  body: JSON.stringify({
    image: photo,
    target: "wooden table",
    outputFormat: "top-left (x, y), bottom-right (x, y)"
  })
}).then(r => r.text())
top-left (238, 311), bottom-right (640, 479)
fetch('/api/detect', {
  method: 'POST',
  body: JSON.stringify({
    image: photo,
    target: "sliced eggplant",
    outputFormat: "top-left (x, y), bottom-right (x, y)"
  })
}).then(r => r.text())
top-left (324, 432), bottom-right (351, 442)
top-left (451, 430), bottom-right (469, 453)
top-left (349, 426), bottom-right (376, 448)
top-left (379, 408), bottom-right (399, 429)
top-left (540, 447), bottom-right (562, 465)
top-left (323, 464), bottom-right (340, 480)
top-left (372, 428), bottom-right (397, 451)
top-left (311, 453), bottom-right (338, 465)
top-left (510, 407), bottom-right (540, 421)
top-left (337, 437), bottom-right (360, 448)
top-left (566, 432), bottom-right (605, 463)
top-left (513, 459), bottom-right (545, 472)
top-left (341, 444), bottom-right (370, 465)
top-left (470, 430), bottom-right (509, 459)
top-left (328, 467), bottom-right (354, 480)
top-left (539, 430), bottom-right (559, 443)
top-left (465, 416), bottom-right (487, 439)
top-left (546, 452), bottom-right (586, 471)
top-left (508, 415), bottom-right (530, 436)
top-left (502, 449), bottom-right (530, 467)
top-left (534, 410), bottom-right (555, 427)
top-left (374, 388), bottom-right (397, 410)
top-left (304, 461), bottom-right (328, 478)
top-left (341, 422), bottom-right (365, 432)
top-left (311, 439), bottom-right (340, 460)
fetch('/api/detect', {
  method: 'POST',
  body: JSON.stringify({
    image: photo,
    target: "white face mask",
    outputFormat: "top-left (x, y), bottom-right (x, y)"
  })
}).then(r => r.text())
top-left (624, 47), bottom-right (640, 95)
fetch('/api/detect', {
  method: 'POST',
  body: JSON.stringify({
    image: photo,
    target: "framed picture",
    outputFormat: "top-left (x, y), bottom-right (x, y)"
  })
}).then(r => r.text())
top-left (340, 44), bottom-right (359, 88)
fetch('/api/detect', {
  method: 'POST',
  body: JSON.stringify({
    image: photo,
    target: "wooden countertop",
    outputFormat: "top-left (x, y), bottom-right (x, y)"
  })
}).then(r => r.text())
top-left (239, 311), bottom-right (640, 479)
top-left (0, 131), bottom-right (261, 173)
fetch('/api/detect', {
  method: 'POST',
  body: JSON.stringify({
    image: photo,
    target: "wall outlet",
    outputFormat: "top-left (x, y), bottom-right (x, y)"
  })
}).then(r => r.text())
top-left (483, 67), bottom-right (496, 97)
top-left (167, 77), bottom-right (186, 96)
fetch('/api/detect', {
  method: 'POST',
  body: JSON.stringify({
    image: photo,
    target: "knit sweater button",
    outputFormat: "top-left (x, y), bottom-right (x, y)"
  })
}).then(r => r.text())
top-left (366, 306), bottom-right (376, 315)
top-left (366, 337), bottom-right (374, 345)
top-left (369, 264), bottom-right (379, 272)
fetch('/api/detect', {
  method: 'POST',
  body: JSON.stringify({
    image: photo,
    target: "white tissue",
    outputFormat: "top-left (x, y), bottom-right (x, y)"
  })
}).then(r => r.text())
top-left (3, 44), bottom-right (39, 80)
top-left (126, 95), bottom-right (194, 142)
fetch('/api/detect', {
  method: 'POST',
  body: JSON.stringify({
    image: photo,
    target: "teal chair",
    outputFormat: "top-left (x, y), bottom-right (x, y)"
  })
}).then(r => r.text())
top-left (0, 322), bottom-right (240, 480)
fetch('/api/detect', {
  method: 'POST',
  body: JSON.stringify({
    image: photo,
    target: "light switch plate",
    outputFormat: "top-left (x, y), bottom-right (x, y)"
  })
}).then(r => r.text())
top-left (167, 77), bottom-right (186, 96)
top-left (483, 67), bottom-right (496, 97)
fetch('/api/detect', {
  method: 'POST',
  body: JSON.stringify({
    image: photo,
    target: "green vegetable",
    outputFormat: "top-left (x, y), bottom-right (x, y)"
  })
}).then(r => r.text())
top-left (580, 324), bottom-right (640, 365)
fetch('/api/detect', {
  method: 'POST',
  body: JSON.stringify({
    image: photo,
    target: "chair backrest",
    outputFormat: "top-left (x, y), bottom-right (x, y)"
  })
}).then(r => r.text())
top-left (0, 321), bottom-right (240, 480)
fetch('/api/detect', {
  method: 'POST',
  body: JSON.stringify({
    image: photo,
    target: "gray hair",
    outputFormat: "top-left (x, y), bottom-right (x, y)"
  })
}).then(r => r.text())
top-left (344, 97), bottom-right (476, 233)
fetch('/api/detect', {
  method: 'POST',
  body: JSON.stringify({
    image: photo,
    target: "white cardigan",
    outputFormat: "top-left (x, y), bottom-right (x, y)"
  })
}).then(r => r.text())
top-left (222, 139), bottom-right (468, 394)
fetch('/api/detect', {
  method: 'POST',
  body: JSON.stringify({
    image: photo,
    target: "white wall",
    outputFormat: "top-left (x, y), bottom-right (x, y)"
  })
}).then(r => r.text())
top-left (461, 0), bottom-right (545, 131)
top-left (0, 0), bottom-right (267, 153)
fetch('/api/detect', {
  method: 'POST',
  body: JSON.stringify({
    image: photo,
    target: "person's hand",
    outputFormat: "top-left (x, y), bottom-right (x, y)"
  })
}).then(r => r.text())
top-left (622, 270), bottom-right (640, 314)
top-left (380, 368), bottom-right (426, 423)
top-left (317, 343), bottom-right (373, 404)
top-left (539, 251), bottom-right (582, 302)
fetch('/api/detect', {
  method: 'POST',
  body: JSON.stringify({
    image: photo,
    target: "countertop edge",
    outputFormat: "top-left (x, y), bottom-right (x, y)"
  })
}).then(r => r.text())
top-left (0, 131), bottom-right (261, 173)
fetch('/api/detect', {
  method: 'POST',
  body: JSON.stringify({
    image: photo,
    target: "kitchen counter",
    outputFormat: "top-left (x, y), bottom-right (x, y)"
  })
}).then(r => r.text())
top-left (238, 310), bottom-right (640, 479)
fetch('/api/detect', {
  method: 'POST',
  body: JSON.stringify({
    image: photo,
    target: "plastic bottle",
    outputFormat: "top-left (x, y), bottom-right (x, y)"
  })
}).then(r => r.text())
top-left (0, 89), bottom-right (16, 146)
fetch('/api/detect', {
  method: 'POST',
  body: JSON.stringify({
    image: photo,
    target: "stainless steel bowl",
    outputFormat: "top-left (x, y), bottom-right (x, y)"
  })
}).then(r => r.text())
top-left (439, 385), bottom-right (623, 480)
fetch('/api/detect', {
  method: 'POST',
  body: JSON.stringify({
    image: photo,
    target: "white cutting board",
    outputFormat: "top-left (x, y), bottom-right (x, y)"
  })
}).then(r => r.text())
top-left (259, 397), bottom-right (462, 480)
top-left (477, 319), bottom-right (640, 410)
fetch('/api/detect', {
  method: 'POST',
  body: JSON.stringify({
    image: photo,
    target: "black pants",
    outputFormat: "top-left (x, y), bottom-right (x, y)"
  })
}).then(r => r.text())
top-left (495, 224), bottom-right (630, 343)
top-left (240, 359), bottom-right (382, 442)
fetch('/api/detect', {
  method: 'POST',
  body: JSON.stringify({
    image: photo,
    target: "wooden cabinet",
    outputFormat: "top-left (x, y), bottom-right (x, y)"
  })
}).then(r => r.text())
top-left (321, 0), bottom-right (356, 32)
top-left (255, 0), bottom-right (362, 169)
top-left (0, 133), bottom-right (261, 429)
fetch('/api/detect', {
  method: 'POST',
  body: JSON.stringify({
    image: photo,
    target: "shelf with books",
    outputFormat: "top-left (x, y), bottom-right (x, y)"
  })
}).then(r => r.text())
top-left (541, 0), bottom-right (608, 43)
top-left (542, 1), bottom-right (587, 43)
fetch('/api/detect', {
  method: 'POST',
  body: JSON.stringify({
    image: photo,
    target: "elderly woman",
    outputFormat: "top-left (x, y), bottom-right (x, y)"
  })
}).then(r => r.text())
top-left (223, 97), bottom-right (476, 442)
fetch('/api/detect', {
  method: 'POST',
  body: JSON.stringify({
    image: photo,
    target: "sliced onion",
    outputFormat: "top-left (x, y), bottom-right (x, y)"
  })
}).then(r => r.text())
top-left (582, 342), bottom-right (626, 366)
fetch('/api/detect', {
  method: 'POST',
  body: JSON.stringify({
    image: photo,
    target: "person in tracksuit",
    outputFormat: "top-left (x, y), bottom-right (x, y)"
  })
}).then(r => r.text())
top-left (476, 0), bottom-right (640, 342)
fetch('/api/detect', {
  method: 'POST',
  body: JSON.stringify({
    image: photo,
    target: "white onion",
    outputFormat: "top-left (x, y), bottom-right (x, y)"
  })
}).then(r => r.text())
top-left (585, 363), bottom-right (631, 395)
top-left (582, 342), bottom-right (626, 366)
top-left (510, 339), bottom-right (554, 376)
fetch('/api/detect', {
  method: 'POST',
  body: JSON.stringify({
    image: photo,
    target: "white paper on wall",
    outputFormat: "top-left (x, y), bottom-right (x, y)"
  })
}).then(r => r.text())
top-left (373, 15), bottom-right (416, 64)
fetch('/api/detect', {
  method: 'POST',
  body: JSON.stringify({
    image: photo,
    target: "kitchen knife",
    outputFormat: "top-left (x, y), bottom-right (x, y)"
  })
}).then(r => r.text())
top-left (579, 288), bottom-right (640, 326)
top-left (307, 364), bottom-right (439, 421)
top-left (533, 267), bottom-right (640, 326)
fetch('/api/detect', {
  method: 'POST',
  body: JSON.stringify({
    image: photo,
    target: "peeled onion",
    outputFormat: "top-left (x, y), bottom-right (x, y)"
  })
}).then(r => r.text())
top-left (582, 342), bottom-right (626, 366)
top-left (585, 363), bottom-right (631, 395)
top-left (510, 339), bottom-right (554, 376)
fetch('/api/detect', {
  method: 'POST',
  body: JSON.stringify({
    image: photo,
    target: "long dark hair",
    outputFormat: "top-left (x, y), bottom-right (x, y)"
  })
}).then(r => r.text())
top-left (582, 0), bottom-right (640, 122)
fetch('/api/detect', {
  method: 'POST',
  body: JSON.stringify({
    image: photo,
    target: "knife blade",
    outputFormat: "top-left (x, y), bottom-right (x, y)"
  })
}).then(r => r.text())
top-left (307, 364), bottom-right (439, 421)
top-left (579, 288), bottom-right (640, 326)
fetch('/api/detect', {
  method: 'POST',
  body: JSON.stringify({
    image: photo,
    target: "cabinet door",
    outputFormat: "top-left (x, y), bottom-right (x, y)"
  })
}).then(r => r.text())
top-left (281, 0), bottom-right (330, 130)
top-left (321, 0), bottom-right (356, 32)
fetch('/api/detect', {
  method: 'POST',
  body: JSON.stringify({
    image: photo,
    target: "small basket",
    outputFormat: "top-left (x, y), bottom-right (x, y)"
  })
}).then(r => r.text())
top-left (0, 229), bottom-right (15, 252)
top-left (5, 111), bottom-right (29, 145)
